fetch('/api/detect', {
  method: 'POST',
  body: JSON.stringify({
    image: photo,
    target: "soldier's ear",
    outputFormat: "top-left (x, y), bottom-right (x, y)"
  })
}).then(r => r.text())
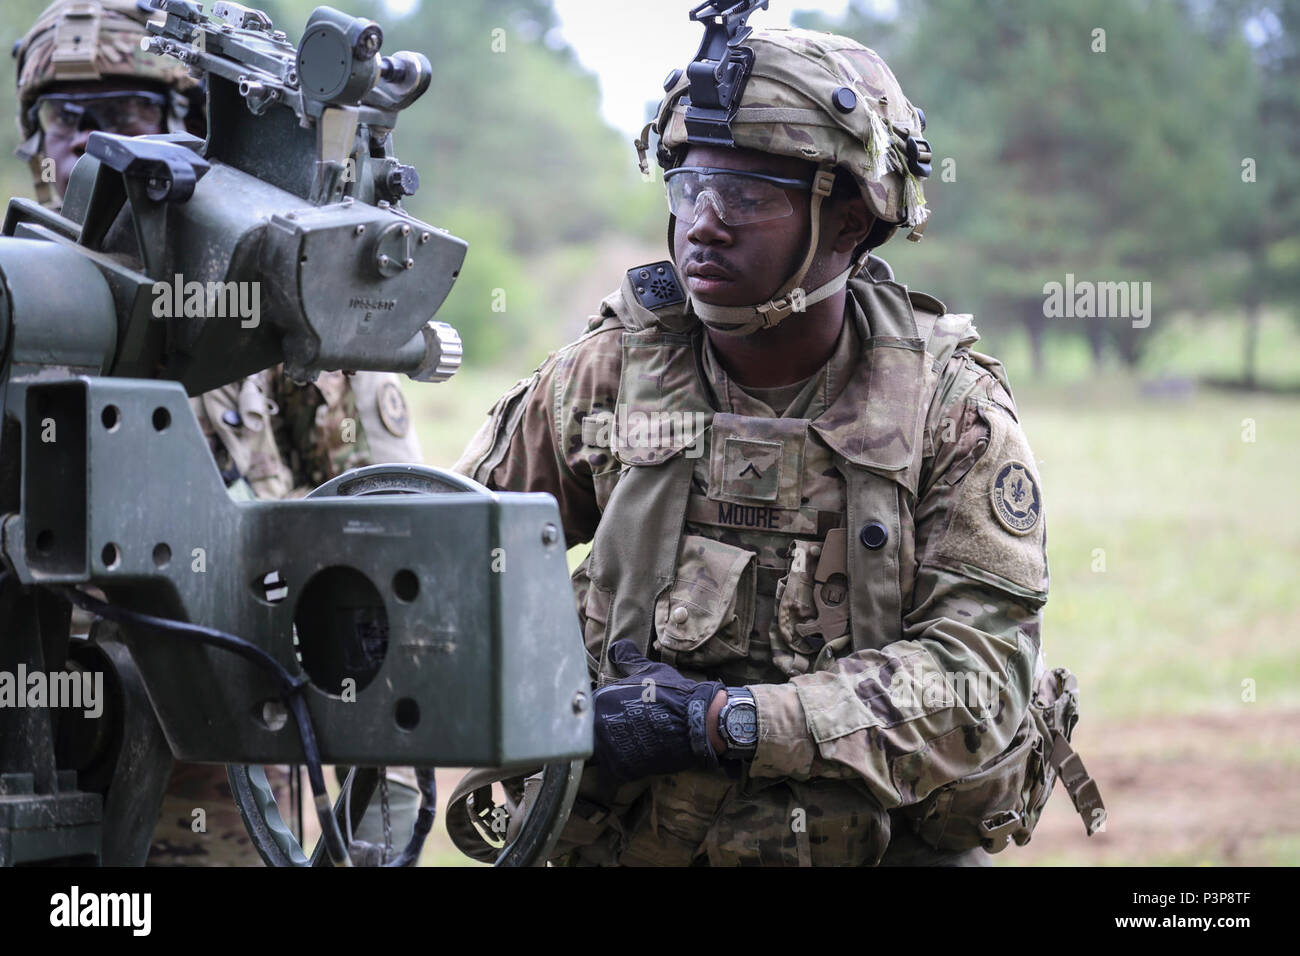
top-left (830, 193), bottom-right (874, 255)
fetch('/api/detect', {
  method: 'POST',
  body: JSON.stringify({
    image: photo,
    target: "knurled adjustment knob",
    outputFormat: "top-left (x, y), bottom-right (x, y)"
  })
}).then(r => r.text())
top-left (385, 164), bottom-right (419, 199)
top-left (411, 320), bottom-right (463, 384)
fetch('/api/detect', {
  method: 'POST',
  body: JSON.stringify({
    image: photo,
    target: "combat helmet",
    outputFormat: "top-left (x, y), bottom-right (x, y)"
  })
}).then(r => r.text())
top-left (635, 1), bottom-right (933, 335)
top-left (12, 0), bottom-right (199, 203)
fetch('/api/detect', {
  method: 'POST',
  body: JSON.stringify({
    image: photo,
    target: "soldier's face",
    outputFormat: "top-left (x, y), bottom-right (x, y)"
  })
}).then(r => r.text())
top-left (672, 145), bottom-right (825, 306)
top-left (39, 79), bottom-right (169, 199)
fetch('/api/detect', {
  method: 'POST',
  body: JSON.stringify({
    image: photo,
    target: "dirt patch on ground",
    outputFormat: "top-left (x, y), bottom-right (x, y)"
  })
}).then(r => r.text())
top-left (1005, 709), bottom-right (1300, 866)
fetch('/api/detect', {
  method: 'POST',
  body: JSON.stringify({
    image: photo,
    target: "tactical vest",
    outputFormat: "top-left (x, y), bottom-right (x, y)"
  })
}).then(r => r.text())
top-left (578, 258), bottom-right (986, 684)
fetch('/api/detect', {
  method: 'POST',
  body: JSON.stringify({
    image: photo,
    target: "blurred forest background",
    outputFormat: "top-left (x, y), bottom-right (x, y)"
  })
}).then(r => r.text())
top-left (0, 0), bottom-right (1295, 866)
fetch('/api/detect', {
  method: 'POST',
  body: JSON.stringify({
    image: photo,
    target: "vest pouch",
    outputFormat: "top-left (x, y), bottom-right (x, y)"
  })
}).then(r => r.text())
top-left (903, 666), bottom-right (1084, 853)
top-left (652, 534), bottom-right (757, 669)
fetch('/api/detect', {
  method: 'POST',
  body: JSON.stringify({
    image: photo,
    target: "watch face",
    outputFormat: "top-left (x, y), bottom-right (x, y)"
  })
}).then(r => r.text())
top-left (725, 703), bottom-right (759, 747)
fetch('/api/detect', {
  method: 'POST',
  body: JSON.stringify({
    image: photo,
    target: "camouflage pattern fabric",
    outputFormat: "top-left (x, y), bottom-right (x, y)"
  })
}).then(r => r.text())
top-left (613, 770), bottom-right (892, 867)
top-left (148, 764), bottom-right (294, 867)
top-left (191, 369), bottom-right (296, 500)
top-left (453, 263), bottom-right (1050, 866)
top-left (277, 371), bottom-right (373, 492)
top-left (189, 368), bottom-right (421, 497)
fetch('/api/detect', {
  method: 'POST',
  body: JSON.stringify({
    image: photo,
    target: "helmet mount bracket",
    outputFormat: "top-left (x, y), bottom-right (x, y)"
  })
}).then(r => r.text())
top-left (682, 0), bottom-right (768, 146)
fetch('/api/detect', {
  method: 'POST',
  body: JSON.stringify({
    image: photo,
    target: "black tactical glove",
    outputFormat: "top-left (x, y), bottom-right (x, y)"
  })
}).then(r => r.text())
top-left (592, 639), bottom-right (724, 782)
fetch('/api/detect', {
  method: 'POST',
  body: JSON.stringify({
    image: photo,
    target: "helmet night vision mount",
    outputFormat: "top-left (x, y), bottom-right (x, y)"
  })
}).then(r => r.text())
top-left (678, 0), bottom-right (768, 146)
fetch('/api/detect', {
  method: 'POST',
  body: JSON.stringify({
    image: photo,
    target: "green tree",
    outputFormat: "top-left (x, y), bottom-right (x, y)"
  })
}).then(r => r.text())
top-left (814, 0), bottom-right (1257, 378)
top-left (1197, 0), bottom-right (1300, 386)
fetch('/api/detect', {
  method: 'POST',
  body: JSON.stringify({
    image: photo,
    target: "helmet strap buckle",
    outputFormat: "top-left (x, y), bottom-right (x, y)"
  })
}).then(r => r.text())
top-left (812, 168), bottom-right (835, 198)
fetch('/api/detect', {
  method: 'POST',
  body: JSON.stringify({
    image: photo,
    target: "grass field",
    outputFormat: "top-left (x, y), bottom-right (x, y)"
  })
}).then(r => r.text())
top-left (398, 311), bottom-right (1300, 866)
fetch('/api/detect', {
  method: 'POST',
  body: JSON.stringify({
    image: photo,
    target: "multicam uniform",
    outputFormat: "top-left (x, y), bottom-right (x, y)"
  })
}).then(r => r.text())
top-left (193, 368), bottom-right (420, 500)
top-left (453, 256), bottom-right (1100, 866)
top-left (14, 0), bottom-right (425, 865)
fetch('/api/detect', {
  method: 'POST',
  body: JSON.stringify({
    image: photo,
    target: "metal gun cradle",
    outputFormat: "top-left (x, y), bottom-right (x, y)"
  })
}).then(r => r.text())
top-left (0, 0), bottom-right (591, 866)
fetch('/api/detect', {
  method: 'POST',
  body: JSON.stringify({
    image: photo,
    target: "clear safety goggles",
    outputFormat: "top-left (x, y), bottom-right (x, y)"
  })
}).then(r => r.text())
top-left (32, 90), bottom-right (168, 139)
top-left (664, 165), bottom-right (814, 227)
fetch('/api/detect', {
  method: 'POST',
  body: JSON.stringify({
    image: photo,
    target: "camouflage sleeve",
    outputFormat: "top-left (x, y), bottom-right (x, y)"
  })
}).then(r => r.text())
top-left (349, 371), bottom-right (424, 466)
top-left (748, 351), bottom-right (1047, 811)
top-left (450, 325), bottom-right (623, 547)
top-left (191, 371), bottom-right (295, 500)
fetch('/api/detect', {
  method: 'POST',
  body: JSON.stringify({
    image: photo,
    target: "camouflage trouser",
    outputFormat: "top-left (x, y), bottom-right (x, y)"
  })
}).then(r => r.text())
top-left (877, 810), bottom-right (992, 867)
top-left (557, 768), bottom-right (990, 867)
top-left (558, 768), bottom-right (886, 867)
top-left (147, 763), bottom-right (293, 866)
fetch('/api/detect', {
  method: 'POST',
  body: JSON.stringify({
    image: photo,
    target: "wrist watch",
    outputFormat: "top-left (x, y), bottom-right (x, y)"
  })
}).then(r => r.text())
top-left (717, 687), bottom-right (758, 759)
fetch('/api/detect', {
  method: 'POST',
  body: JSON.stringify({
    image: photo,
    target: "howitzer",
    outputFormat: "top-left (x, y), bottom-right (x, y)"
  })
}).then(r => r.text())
top-left (0, 0), bottom-right (591, 866)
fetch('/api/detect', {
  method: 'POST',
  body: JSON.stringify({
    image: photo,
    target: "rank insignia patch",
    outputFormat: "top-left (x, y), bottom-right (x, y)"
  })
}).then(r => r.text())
top-left (722, 437), bottom-right (781, 501)
top-left (378, 382), bottom-right (410, 437)
top-left (991, 461), bottom-right (1041, 535)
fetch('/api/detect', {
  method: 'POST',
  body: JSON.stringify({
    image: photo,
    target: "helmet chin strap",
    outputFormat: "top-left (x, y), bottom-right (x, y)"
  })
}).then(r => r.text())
top-left (687, 164), bottom-right (854, 337)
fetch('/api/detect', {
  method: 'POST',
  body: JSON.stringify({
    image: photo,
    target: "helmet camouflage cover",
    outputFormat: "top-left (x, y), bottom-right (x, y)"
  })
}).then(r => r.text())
top-left (645, 26), bottom-right (932, 243)
top-left (14, 0), bottom-right (198, 141)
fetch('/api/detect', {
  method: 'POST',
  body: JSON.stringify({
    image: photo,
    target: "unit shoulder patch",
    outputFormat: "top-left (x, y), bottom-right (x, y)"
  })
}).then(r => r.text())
top-left (377, 381), bottom-right (410, 437)
top-left (990, 460), bottom-right (1040, 535)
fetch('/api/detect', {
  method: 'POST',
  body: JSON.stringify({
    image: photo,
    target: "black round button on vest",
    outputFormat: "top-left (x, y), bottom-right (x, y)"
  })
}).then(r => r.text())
top-left (859, 521), bottom-right (888, 550)
top-left (832, 86), bottom-right (857, 113)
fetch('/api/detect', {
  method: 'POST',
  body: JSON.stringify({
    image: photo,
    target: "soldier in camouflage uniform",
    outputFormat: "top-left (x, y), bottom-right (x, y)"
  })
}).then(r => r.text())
top-left (14, 0), bottom-right (425, 863)
top-left (452, 19), bottom-right (1101, 866)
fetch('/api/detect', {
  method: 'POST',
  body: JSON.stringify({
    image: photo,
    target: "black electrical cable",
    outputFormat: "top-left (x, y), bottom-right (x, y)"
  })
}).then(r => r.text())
top-left (51, 585), bottom-right (354, 867)
top-left (383, 768), bottom-right (437, 867)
